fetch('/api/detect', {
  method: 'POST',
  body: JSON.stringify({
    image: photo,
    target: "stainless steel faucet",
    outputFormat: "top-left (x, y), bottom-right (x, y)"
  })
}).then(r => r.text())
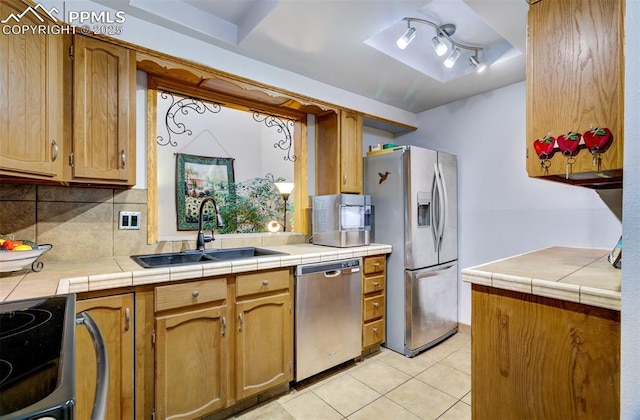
top-left (196, 196), bottom-right (224, 251)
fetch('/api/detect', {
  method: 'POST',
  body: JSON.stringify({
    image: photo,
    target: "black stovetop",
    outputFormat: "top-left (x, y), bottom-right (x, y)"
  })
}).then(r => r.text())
top-left (0, 295), bottom-right (76, 419)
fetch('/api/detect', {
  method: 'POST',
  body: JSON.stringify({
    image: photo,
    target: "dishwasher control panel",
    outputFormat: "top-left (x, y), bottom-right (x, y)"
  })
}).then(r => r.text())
top-left (295, 258), bottom-right (361, 276)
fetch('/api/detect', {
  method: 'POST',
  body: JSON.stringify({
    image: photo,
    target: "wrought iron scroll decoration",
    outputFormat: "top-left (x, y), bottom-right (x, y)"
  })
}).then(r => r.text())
top-left (157, 91), bottom-right (222, 147)
top-left (252, 112), bottom-right (297, 162)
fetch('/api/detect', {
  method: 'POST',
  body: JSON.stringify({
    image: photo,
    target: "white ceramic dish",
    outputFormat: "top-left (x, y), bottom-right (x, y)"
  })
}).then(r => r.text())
top-left (0, 244), bottom-right (53, 272)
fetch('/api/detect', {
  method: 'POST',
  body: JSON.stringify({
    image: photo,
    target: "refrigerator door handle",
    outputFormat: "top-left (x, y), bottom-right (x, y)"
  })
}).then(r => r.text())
top-left (436, 163), bottom-right (446, 250)
top-left (433, 163), bottom-right (445, 252)
top-left (431, 163), bottom-right (440, 250)
top-left (414, 262), bottom-right (457, 280)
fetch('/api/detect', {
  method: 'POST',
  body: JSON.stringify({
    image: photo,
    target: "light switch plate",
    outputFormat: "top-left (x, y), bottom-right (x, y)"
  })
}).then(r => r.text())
top-left (119, 211), bottom-right (141, 230)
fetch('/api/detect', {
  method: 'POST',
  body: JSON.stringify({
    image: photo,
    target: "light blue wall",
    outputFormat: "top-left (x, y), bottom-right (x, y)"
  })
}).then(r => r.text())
top-left (621, 0), bottom-right (640, 416)
top-left (396, 81), bottom-right (622, 325)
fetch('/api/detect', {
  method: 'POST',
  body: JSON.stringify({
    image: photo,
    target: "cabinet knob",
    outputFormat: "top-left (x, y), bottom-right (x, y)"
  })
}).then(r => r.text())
top-left (51, 139), bottom-right (59, 162)
top-left (192, 290), bottom-right (199, 298)
top-left (374, 262), bottom-right (380, 268)
top-left (262, 280), bottom-right (269, 286)
top-left (373, 282), bottom-right (380, 288)
top-left (373, 302), bottom-right (379, 309)
top-left (121, 149), bottom-right (126, 169)
top-left (372, 328), bottom-right (379, 335)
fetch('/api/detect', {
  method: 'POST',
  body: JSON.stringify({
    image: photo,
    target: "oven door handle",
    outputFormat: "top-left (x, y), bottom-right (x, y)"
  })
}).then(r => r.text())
top-left (76, 311), bottom-right (109, 420)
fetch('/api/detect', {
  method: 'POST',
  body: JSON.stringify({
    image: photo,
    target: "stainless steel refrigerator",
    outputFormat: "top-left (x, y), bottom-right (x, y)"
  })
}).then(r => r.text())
top-left (364, 145), bottom-right (458, 357)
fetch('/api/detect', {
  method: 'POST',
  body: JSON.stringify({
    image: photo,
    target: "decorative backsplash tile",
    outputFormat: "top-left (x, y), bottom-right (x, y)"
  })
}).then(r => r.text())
top-left (0, 183), bottom-right (305, 263)
top-left (0, 183), bottom-right (148, 262)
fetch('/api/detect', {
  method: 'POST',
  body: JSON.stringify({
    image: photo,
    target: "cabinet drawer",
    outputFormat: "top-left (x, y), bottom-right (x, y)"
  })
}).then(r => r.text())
top-left (155, 278), bottom-right (226, 312)
top-left (363, 319), bottom-right (384, 348)
top-left (363, 294), bottom-right (385, 322)
top-left (363, 274), bottom-right (385, 294)
top-left (236, 269), bottom-right (290, 297)
top-left (363, 256), bottom-right (386, 275)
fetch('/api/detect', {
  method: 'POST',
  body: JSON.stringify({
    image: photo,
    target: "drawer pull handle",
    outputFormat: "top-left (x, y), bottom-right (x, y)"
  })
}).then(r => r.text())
top-left (372, 327), bottom-right (379, 335)
top-left (121, 149), bottom-right (126, 169)
top-left (373, 282), bottom-right (380, 288)
top-left (222, 316), bottom-right (227, 337)
top-left (239, 313), bottom-right (244, 332)
top-left (192, 290), bottom-right (199, 298)
top-left (374, 262), bottom-right (380, 268)
top-left (373, 302), bottom-right (379, 309)
top-left (262, 280), bottom-right (269, 286)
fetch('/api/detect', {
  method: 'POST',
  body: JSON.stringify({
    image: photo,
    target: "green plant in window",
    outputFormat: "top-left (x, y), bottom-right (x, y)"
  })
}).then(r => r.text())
top-left (212, 173), bottom-right (291, 233)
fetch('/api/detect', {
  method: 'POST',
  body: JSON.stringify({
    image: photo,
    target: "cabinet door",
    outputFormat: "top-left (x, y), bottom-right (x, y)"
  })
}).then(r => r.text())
top-left (236, 293), bottom-right (292, 400)
top-left (0, 0), bottom-right (64, 180)
top-left (472, 285), bottom-right (620, 419)
top-left (72, 35), bottom-right (136, 184)
top-left (76, 294), bottom-right (134, 420)
top-left (340, 110), bottom-right (363, 193)
top-left (526, 0), bottom-right (623, 178)
top-left (316, 110), bottom-right (364, 194)
top-left (155, 304), bottom-right (228, 419)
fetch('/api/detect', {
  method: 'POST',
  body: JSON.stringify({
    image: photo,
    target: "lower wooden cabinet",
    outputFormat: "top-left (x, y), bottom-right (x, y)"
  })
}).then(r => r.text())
top-left (471, 284), bottom-right (620, 419)
top-left (235, 292), bottom-right (293, 400)
top-left (75, 294), bottom-right (134, 420)
top-left (155, 304), bottom-right (229, 419)
top-left (147, 268), bottom-right (293, 419)
top-left (362, 255), bottom-right (386, 349)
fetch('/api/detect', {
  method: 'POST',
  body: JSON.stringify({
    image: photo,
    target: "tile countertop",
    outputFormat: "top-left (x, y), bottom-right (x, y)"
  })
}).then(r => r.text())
top-left (461, 246), bottom-right (621, 311)
top-left (0, 243), bottom-right (392, 303)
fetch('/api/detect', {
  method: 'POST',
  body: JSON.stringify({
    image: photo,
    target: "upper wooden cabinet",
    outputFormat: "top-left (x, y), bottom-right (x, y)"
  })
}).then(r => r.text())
top-left (0, 0), bottom-right (64, 181)
top-left (316, 110), bottom-right (364, 194)
top-left (69, 35), bottom-right (136, 185)
top-left (526, 0), bottom-right (624, 186)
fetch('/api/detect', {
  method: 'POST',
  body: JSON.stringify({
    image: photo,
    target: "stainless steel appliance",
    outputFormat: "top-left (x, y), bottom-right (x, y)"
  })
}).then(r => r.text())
top-left (0, 295), bottom-right (108, 420)
top-left (295, 258), bottom-right (362, 381)
top-left (365, 145), bottom-right (458, 357)
top-left (312, 194), bottom-right (371, 247)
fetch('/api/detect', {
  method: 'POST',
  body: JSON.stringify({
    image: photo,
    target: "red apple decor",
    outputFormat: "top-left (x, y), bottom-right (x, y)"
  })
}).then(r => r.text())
top-left (583, 126), bottom-right (613, 168)
top-left (533, 134), bottom-right (556, 174)
top-left (556, 132), bottom-right (581, 179)
top-left (556, 132), bottom-right (581, 156)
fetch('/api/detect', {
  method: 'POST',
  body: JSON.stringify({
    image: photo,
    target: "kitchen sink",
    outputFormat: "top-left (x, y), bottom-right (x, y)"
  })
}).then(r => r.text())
top-left (131, 247), bottom-right (288, 268)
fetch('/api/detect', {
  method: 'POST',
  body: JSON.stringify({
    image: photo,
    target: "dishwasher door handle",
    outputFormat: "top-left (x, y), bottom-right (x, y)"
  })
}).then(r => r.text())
top-left (76, 312), bottom-right (109, 420)
top-left (324, 270), bottom-right (342, 278)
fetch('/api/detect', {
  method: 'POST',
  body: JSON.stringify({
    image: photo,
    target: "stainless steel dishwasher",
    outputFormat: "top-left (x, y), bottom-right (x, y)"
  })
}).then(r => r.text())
top-left (295, 258), bottom-right (362, 381)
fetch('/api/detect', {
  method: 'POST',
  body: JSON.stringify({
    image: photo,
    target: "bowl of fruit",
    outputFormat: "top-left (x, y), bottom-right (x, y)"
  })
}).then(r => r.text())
top-left (0, 236), bottom-right (53, 273)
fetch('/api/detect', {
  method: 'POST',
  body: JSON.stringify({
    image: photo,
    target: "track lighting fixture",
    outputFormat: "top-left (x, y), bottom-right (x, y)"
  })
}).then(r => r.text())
top-left (396, 17), bottom-right (485, 71)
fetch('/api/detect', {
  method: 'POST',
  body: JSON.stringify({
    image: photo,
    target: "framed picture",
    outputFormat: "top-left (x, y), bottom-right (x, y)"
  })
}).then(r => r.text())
top-left (176, 153), bottom-right (235, 230)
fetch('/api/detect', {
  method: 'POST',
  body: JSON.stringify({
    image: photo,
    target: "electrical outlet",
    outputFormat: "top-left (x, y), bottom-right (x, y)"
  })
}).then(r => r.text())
top-left (119, 211), bottom-right (141, 230)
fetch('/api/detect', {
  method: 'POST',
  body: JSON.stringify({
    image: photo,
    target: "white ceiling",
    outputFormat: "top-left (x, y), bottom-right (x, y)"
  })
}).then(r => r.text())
top-left (95, 0), bottom-right (528, 114)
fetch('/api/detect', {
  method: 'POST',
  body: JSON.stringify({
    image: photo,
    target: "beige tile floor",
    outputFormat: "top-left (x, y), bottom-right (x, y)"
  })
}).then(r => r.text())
top-left (234, 331), bottom-right (471, 420)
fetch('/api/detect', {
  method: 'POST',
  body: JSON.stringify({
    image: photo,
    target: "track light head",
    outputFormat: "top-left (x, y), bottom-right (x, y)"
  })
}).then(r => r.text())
top-left (443, 48), bottom-right (461, 68)
top-left (470, 54), bottom-right (487, 73)
top-left (397, 26), bottom-right (416, 50)
top-left (431, 34), bottom-right (448, 56)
